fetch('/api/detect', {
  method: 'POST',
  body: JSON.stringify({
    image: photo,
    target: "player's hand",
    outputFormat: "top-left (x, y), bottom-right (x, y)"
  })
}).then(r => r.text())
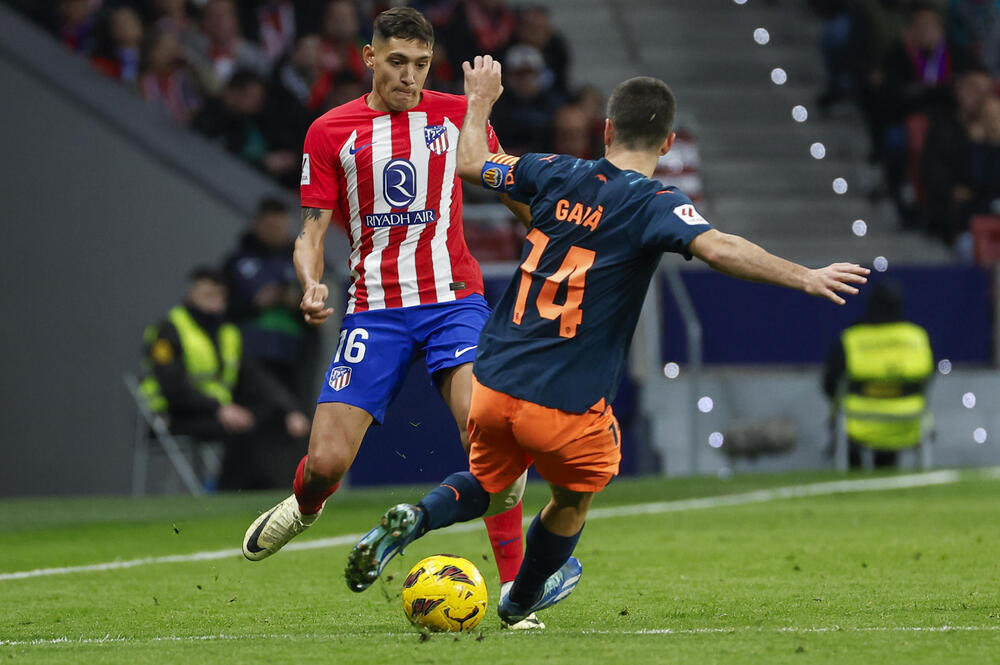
top-left (285, 411), bottom-right (311, 438)
top-left (300, 282), bottom-right (334, 326)
top-left (218, 404), bottom-right (255, 433)
top-left (462, 55), bottom-right (503, 106)
top-left (803, 263), bottom-right (870, 305)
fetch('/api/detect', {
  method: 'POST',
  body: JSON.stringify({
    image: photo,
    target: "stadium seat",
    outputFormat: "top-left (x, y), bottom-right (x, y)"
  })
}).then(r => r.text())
top-left (970, 215), bottom-right (1000, 266)
top-left (123, 373), bottom-right (222, 497)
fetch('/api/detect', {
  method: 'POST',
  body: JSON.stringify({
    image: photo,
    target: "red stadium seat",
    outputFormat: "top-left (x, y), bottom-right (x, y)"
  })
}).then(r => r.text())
top-left (970, 215), bottom-right (1000, 266)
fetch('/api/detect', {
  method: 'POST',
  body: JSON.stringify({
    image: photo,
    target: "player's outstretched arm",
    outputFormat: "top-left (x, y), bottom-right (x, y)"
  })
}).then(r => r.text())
top-left (457, 55), bottom-right (504, 184)
top-left (294, 206), bottom-right (335, 326)
top-left (689, 229), bottom-right (870, 305)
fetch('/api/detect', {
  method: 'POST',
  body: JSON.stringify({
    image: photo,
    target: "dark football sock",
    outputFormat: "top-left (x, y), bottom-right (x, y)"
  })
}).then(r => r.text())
top-left (416, 471), bottom-right (490, 534)
top-left (508, 514), bottom-right (583, 608)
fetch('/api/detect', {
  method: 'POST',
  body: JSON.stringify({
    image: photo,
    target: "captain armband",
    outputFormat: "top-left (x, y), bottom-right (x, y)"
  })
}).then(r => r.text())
top-left (481, 154), bottom-right (520, 191)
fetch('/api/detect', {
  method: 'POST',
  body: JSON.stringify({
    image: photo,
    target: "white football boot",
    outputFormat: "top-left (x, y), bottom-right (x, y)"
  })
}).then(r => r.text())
top-left (242, 494), bottom-right (321, 561)
top-left (500, 581), bottom-right (546, 629)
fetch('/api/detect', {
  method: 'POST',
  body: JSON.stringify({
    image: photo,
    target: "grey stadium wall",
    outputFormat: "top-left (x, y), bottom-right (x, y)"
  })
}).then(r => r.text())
top-left (0, 5), bottom-right (298, 496)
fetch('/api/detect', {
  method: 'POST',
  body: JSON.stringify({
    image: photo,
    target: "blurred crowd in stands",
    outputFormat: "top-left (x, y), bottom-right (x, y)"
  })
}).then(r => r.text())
top-left (11, 0), bottom-right (706, 262)
top-left (21, 1), bottom-right (998, 260)
top-left (810, 0), bottom-right (1000, 258)
top-left (16, 0), bottom-right (612, 185)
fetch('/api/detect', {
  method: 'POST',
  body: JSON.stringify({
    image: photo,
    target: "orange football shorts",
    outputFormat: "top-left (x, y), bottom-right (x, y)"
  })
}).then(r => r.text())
top-left (467, 376), bottom-right (622, 494)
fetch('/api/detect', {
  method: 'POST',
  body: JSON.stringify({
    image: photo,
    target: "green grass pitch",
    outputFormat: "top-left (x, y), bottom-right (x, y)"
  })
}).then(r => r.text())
top-left (1, 470), bottom-right (998, 664)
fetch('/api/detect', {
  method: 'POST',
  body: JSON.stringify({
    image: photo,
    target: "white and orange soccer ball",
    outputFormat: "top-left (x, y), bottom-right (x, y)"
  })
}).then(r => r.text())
top-left (400, 555), bottom-right (488, 632)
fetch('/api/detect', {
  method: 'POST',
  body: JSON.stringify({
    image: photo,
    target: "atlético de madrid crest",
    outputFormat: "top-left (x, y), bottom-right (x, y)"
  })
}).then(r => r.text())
top-left (424, 125), bottom-right (449, 155)
top-left (328, 366), bottom-right (351, 391)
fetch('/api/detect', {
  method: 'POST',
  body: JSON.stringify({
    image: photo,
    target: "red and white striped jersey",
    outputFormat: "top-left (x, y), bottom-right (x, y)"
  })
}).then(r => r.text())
top-left (300, 91), bottom-right (500, 314)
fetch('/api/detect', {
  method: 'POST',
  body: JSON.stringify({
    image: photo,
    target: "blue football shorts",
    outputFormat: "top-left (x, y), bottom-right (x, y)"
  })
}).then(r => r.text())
top-left (317, 294), bottom-right (490, 423)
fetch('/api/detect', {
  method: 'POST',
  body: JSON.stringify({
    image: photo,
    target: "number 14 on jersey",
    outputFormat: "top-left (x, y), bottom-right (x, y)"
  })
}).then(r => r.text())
top-left (512, 228), bottom-right (595, 339)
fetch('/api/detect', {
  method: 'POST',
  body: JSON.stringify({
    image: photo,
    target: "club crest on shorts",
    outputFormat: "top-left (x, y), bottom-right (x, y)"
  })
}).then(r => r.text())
top-left (328, 366), bottom-right (352, 391)
top-left (424, 125), bottom-right (449, 155)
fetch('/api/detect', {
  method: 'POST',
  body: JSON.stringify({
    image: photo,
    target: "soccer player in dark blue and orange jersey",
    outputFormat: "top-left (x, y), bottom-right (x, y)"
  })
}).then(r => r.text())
top-left (345, 56), bottom-right (870, 626)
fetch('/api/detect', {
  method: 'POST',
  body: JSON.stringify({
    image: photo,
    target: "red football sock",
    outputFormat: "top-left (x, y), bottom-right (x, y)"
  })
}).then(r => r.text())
top-left (292, 455), bottom-right (339, 516)
top-left (483, 501), bottom-right (525, 584)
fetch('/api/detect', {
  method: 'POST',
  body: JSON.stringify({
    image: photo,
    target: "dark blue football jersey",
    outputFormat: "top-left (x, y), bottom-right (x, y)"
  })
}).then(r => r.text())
top-left (473, 153), bottom-right (713, 413)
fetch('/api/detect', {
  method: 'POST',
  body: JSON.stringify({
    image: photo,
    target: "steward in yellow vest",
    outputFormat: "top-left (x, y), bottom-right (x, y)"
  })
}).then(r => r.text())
top-left (139, 269), bottom-right (310, 489)
top-left (140, 304), bottom-right (242, 415)
top-left (823, 281), bottom-right (933, 466)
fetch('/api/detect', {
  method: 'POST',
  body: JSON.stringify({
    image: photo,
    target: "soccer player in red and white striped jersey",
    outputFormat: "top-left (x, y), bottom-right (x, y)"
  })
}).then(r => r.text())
top-left (242, 7), bottom-right (539, 627)
top-left (299, 85), bottom-right (495, 313)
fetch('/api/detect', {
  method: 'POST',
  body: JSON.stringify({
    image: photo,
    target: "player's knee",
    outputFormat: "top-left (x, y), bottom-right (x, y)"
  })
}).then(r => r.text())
top-left (305, 449), bottom-right (350, 486)
top-left (306, 408), bottom-right (368, 485)
top-left (484, 471), bottom-right (527, 517)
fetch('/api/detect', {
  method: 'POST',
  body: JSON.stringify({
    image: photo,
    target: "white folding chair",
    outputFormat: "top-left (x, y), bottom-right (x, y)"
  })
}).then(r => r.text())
top-left (833, 406), bottom-right (933, 472)
top-left (123, 372), bottom-right (221, 496)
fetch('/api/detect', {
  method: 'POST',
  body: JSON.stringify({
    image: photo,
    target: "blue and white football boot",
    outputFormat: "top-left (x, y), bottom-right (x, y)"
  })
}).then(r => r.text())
top-left (497, 557), bottom-right (583, 626)
top-left (345, 503), bottom-right (423, 592)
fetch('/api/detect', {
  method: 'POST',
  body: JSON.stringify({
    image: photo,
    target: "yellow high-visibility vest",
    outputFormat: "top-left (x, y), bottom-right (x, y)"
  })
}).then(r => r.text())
top-left (841, 322), bottom-right (933, 450)
top-left (140, 306), bottom-right (242, 413)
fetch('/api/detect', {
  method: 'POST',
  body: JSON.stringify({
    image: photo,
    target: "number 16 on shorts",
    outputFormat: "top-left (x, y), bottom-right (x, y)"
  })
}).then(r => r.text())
top-left (335, 328), bottom-right (369, 363)
top-left (327, 328), bottom-right (368, 392)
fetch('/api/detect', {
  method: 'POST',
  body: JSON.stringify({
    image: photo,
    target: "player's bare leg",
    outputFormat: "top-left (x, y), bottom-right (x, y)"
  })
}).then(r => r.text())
top-left (243, 402), bottom-right (371, 560)
top-left (540, 485), bottom-right (593, 536)
top-left (438, 363), bottom-right (540, 628)
top-left (437, 363), bottom-right (475, 455)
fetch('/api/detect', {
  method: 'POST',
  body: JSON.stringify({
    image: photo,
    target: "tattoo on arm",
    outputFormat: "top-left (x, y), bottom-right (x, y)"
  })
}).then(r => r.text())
top-left (299, 207), bottom-right (323, 237)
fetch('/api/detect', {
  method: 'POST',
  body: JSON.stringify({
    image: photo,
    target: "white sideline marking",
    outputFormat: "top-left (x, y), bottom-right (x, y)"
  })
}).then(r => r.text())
top-left (2, 624), bottom-right (999, 647)
top-left (588, 625), bottom-right (1000, 636)
top-left (587, 470), bottom-right (962, 520)
top-left (0, 470), bottom-right (978, 582)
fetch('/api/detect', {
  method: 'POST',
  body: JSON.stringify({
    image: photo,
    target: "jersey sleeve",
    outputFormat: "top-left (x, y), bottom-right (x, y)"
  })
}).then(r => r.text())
top-left (486, 121), bottom-right (500, 152)
top-left (299, 120), bottom-right (342, 210)
top-left (639, 188), bottom-right (713, 258)
top-left (485, 152), bottom-right (570, 204)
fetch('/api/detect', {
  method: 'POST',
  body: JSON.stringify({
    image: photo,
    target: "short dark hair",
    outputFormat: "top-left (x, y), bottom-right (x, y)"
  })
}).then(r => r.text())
top-left (256, 196), bottom-right (289, 218)
top-left (606, 76), bottom-right (676, 150)
top-left (373, 7), bottom-right (434, 46)
top-left (189, 266), bottom-right (225, 285)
